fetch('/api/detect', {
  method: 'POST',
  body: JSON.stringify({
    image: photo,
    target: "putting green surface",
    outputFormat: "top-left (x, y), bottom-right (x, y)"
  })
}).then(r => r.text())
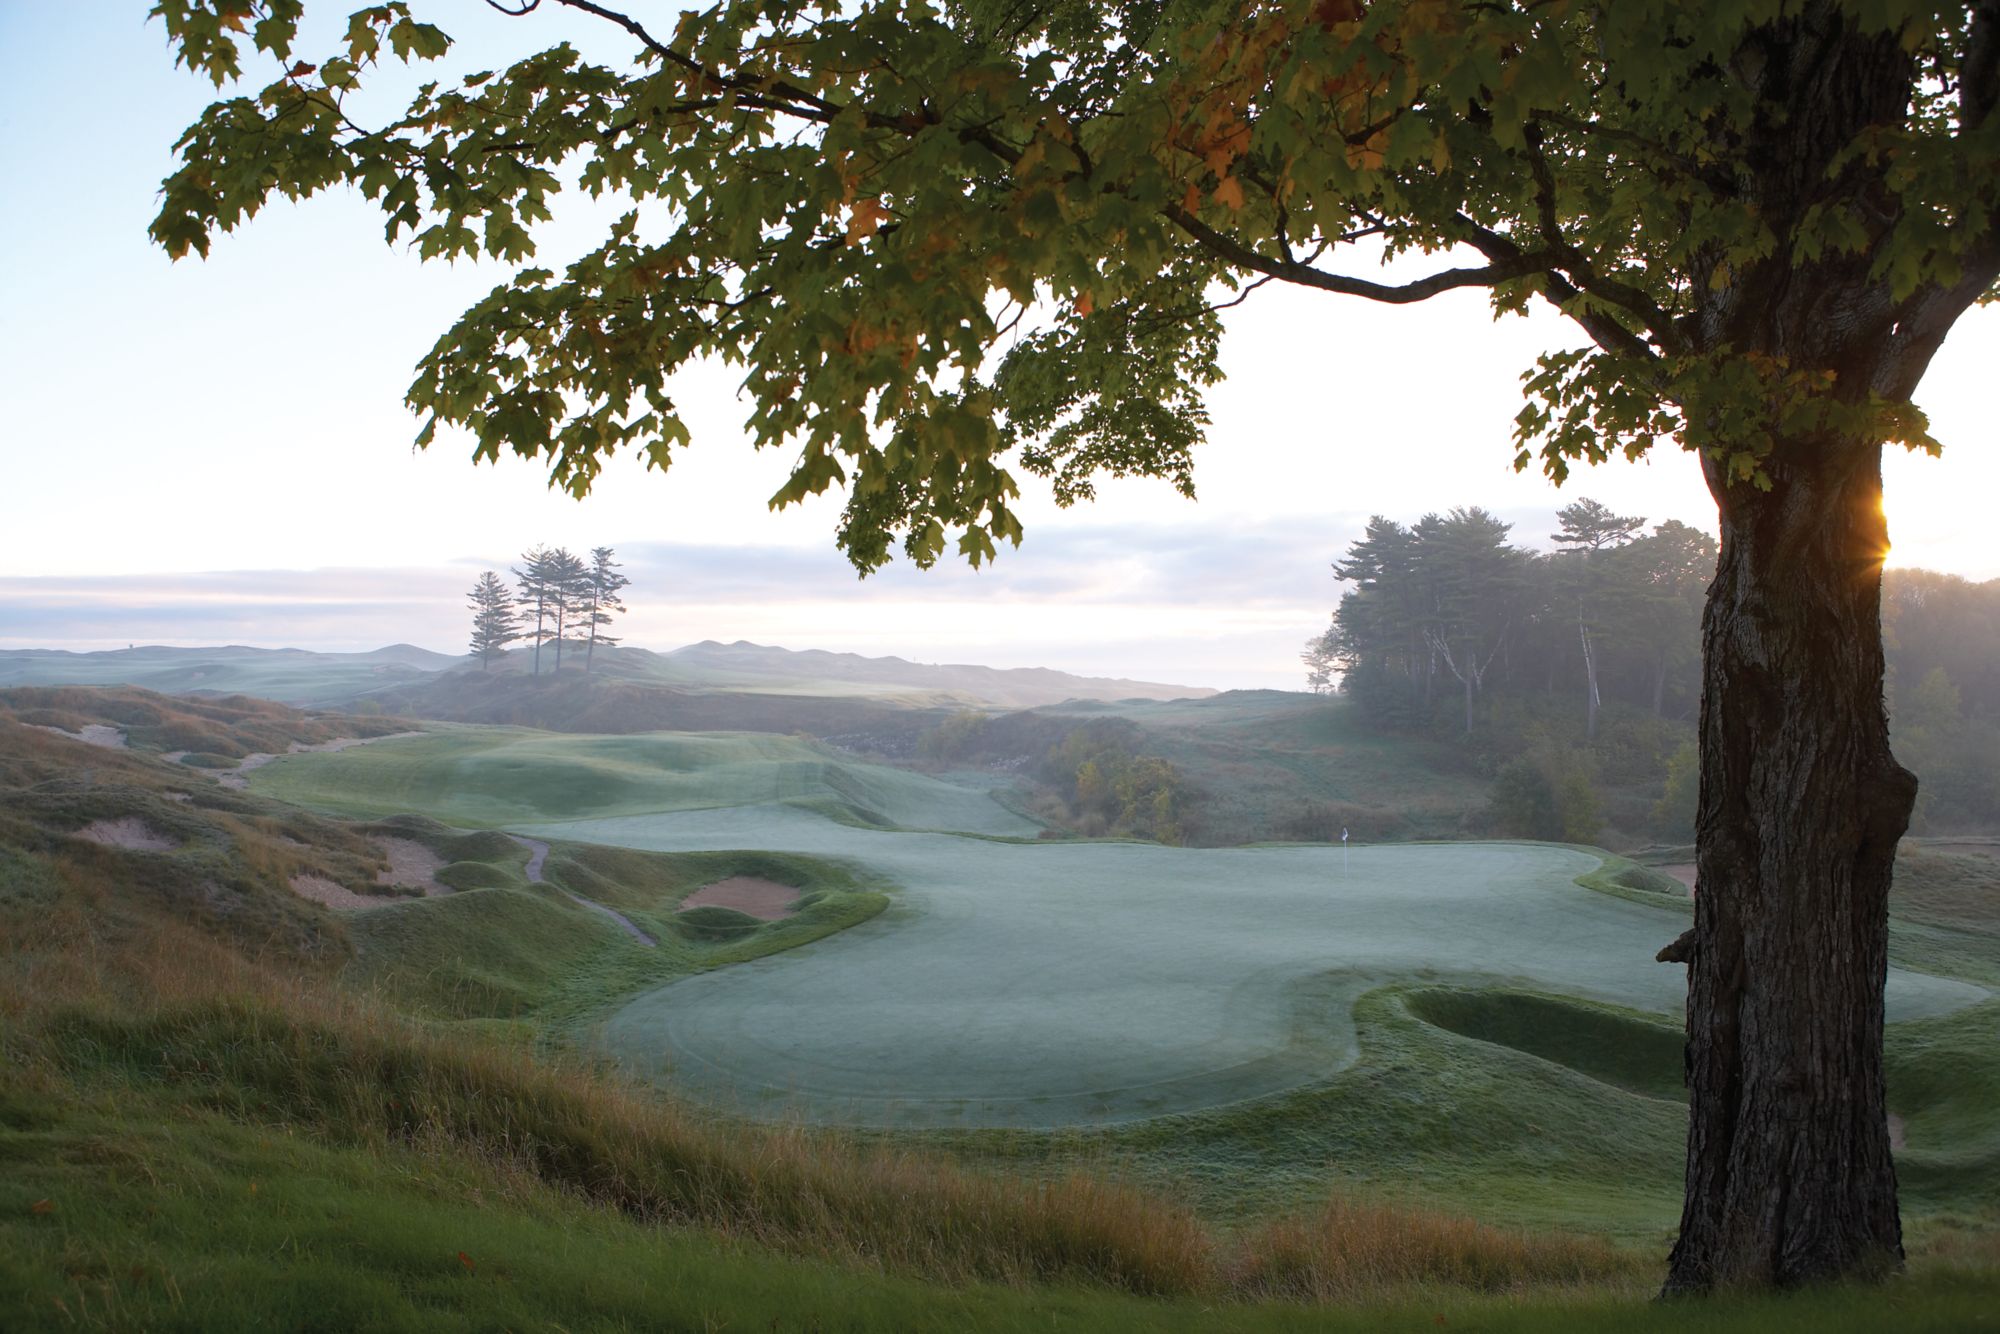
top-left (516, 808), bottom-right (1990, 1129)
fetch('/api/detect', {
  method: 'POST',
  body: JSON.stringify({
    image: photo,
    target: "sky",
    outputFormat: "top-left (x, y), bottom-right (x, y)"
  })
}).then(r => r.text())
top-left (2, 3), bottom-right (1995, 691)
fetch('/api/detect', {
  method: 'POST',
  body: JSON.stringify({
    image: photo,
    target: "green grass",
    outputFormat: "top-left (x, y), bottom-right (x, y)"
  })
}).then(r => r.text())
top-left (920, 984), bottom-right (2000, 1246)
top-left (1403, 988), bottom-right (1688, 1102)
top-left (9, 1081), bottom-right (1998, 1332)
top-left (931, 985), bottom-right (1692, 1240)
top-left (5, 996), bottom-right (1996, 1332)
top-left (245, 726), bottom-right (1040, 836)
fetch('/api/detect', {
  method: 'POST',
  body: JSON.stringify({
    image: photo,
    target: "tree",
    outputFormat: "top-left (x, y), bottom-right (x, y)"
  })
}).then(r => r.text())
top-left (152, 0), bottom-right (2000, 1292)
top-left (581, 545), bottom-right (631, 673)
top-left (465, 570), bottom-right (521, 669)
top-left (544, 546), bottom-right (589, 672)
top-left (1626, 522), bottom-right (1717, 720)
top-left (512, 545), bottom-right (556, 677)
top-left (1551, 498), bottom-right (1643, 738)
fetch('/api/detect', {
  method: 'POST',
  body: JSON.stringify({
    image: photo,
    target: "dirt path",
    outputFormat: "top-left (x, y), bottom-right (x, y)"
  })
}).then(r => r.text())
top-left (505, 834), bottom-right (656, 947)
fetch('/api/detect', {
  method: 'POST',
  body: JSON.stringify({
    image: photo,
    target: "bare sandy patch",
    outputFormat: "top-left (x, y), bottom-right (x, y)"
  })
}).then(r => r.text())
top-left (217, 731), bottom-right (426, 790)
top-left (288, 875), bottom-right (395, 911)
top-left (374, 836), bottom-right (450, 896)
top-left (682, 876), bottom-right (801, 920)
top-left (1889, 1112), bottom-right (1908, 1152)
top-left (76, 818), bottom-right (177, 852)
top-left (29, 723), bottom-right (127, 749)
top-left (1658, 863), bottom-right (1697, 894)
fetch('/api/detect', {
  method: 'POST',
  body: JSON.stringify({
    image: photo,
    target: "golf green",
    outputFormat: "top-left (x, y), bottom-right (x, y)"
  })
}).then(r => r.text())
top-left (519, 808), bottom-right (1990, 1128)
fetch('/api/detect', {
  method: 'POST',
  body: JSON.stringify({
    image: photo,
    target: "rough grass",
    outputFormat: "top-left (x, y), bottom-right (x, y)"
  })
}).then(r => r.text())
top-left (0, 684), bottom-right (412, 759)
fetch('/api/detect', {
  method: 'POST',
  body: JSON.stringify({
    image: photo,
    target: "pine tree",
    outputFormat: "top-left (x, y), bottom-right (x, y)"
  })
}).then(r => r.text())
top-left (466, 571), bottom-right (521, 670)
top-left (512, 546), bottom-right (555, 677)
top-left (1552, 499), bottom-right (1645, 738)
top-left (582, 547), bottom-right (631, 674)
top-left (545, 548), bottom-right (589, 673)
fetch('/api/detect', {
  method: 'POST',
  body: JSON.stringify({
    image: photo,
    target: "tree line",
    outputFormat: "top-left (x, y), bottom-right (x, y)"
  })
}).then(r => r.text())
top-left (1304, 502), bottom-right (2000, 834)
top-left (1303, 499), bottom-right (1716, 737)
top-left (466, 547), bottom-right (631, 675)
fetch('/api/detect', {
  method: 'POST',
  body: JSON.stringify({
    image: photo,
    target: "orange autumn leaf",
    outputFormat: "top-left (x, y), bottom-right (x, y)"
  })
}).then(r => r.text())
top-left (30, 1199), bottom-right (54, 1215)
top-left (1074, 290), bottom-right (1095, 317)
top-left (846, 197), bottom-right (889, 244)
top-left (1181, 182), bottom-right (1204, 213)
top-left (458, 1251), bottom-right (476, 1273)
top-left (1202, 122), bottom-right (1253, 176)
top-left (1212, 175), bottom-right (1247, 211)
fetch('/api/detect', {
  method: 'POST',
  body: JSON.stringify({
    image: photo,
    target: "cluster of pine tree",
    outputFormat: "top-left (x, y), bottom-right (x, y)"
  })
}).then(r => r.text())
top-left (467, 547), bottom-right (631, 675)
top-left (1304, 500), bottom-right (1716, 738)
top-left (1306, 502), bottom-right (2000, 836)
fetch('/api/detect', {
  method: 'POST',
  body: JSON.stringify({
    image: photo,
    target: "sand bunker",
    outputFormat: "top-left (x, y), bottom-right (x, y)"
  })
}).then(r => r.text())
top-left (1658, 863), bottom-right (1697, 893)
top-left (680, 876), bottom-right (801, 920)
top-left (75, 818), bottom-right (177, 852)
top-left (373, 837), bottom-right (450, 896)
top-left (288, 875), bottom-right (394, 911)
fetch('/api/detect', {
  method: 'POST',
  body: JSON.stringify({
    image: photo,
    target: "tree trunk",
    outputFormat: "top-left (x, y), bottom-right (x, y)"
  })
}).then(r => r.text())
top-left (1664, 437), bottom-right (1916, 1293)
top-left (1579, 611), bottom-right (1600, 739)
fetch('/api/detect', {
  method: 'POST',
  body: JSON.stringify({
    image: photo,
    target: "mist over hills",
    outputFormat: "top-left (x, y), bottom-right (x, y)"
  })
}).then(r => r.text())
top-left (0, 639), bottom-right (1216, 713)
top-left (0, 644), bottom-right (460, 708)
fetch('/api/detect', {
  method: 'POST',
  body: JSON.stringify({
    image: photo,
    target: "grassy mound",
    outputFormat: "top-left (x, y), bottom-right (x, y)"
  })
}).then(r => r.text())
top-left (672, 904), bottom-right (763, 940)
top-left (1404, 988), bottom-right (1687, 1102)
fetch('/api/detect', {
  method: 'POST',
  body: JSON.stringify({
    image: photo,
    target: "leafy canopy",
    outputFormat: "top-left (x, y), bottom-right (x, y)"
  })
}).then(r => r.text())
top-left (152, 0), bottom-right (1998, 569)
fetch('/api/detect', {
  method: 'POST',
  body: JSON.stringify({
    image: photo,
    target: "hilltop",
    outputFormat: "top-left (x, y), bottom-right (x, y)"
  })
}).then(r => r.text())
top-left (0, 639), bottom-right (1213, 713)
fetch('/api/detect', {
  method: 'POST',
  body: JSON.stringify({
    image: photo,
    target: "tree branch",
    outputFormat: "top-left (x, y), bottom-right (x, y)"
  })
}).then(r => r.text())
top-left (1164, 205), bottom-right (1557, 304)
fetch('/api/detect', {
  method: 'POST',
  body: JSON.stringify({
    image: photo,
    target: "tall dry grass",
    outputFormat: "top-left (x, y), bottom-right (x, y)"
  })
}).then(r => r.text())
top-left (1231, 1196), bottom-right (1645, 1301)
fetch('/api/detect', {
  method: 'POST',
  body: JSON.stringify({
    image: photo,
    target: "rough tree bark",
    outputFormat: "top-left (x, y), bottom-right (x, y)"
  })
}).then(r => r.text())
top-left (1663, 437), bottom-right (1915, 1292)
top-left (1657, 6), bottom-right (1999, 1290)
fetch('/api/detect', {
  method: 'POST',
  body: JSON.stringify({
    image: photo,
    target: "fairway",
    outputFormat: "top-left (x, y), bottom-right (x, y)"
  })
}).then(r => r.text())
top-left (245, 726), bottom-right (1041, 836)
top-left (518, 808), bottom-right (1990, 1129)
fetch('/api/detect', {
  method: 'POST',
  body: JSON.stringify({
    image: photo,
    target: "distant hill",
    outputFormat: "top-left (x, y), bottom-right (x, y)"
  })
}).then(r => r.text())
top-left (352, 667), bottom-right (950, 742)
top-left (656, 640), bottom-right (1213, 707)
top-left (0, 639), bottom-right (1211, 714)
top-left (0, 644), bottom-right (459, 708)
